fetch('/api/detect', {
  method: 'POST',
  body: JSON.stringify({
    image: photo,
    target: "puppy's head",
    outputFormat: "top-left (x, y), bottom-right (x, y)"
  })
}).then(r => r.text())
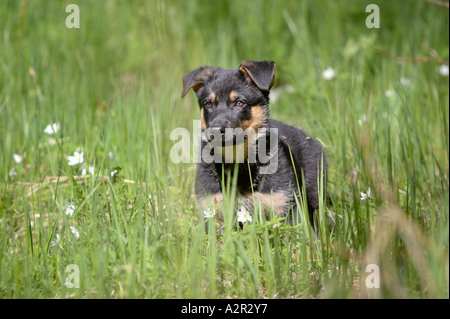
top-left (182, 60), bottom-right (276, 146)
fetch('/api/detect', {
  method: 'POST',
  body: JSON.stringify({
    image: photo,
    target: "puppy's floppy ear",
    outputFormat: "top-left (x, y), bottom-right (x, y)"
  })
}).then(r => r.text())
top-left (181, 66), bottom-right (215, 98)
top-left (239, 60), bottom-right (276, 92)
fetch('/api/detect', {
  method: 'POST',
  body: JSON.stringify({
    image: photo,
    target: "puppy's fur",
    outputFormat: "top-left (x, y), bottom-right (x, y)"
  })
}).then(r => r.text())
top-left (182, 60), bottom-right (326, 225)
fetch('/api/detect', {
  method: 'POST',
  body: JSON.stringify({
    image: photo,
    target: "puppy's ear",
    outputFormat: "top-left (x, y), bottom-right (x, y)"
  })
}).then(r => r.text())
top-left (239, 60), bottom-right (276, 92)
top-left (181, 66), bottom-right (215, 98)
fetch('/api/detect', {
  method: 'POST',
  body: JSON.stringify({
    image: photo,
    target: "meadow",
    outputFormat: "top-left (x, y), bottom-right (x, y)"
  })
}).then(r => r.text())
top-left (0, 0), bottom-right (448, 299)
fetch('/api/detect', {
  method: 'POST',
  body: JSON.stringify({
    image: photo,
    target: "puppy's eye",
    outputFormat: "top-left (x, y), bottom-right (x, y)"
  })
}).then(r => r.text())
top-left (235, 100), bottom-right (245, 107)
top-left (204, 101), bottom-right (213, 108)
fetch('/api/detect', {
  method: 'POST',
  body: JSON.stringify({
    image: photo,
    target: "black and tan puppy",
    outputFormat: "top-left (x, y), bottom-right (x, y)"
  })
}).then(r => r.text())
top-left (182, 60), bottom-right (326, 225)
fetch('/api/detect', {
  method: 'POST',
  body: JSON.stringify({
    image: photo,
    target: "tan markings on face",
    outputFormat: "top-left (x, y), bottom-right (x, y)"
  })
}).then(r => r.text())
top-left (219, 105), bottom-right (264, 162)
top-left (242, 191), bottom-right (288, 217)
top-left (209, 92), bottom-right (216, 103)
top-left (220, 139), bottom-right (249, 163)
top-left (229, 90), bottom-right (238, 102)
top-left (241, 105), bottom-right (265, 130)
top-left (200, 108), bottom-right (206, 130)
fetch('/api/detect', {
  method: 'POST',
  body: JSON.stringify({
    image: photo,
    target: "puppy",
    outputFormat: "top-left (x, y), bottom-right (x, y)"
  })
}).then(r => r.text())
top-left (182, 60), bottom-right (326, 225)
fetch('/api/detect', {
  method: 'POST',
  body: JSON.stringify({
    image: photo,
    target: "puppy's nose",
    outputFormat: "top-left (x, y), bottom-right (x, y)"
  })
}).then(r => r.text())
top-left (210, 118), bottom-right (230, 134)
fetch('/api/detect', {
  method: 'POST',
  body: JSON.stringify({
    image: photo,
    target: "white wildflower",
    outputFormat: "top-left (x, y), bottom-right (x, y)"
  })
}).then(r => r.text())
top-left (43, 122), bottom-right (60, 135)
top-left (9, 168), bottom-right (17, 178)
top-left (203, 208), bottom-right (216, 218)
top-left (438, 64), bottom-right (449, 77)
top-left (357, 114), bottom-right (367, 127)
top-left (237, 206), bottom-right (252, 223)
top-left (50, 234), bottom-right (60, 247)
top-left (13, 154), bottom-right (23, 164)
top-left (384, 90), bottom-right (394, 98)
top-left (400, 77), bottom-right (411, 87)
top-left (361, 187), bottom-right (372, 200)
top-left (70, 226), bottom-right (80, 239)
top-left (82, 166), bottom-right (94, 176)
top-left (68, 151), bottom-right (84, 166)
top-left (65, 203), bottom-right (76, 216)
top-left (322, 67), bottom-right (336, 81)
top-left (110, 170), bottom-right (118, 177)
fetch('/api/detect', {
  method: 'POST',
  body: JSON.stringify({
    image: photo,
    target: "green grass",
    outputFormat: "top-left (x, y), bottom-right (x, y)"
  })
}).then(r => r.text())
top-left (0, 0), bottom-right (448, 298)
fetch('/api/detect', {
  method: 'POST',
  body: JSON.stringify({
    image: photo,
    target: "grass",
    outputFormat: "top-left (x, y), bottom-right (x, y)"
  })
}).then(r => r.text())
top-left (0, 0), bottom-right (448, 298)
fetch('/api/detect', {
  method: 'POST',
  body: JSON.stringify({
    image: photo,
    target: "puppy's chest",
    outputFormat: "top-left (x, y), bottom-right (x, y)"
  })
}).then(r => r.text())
top-left (215, 163), bottom-right (262, 194)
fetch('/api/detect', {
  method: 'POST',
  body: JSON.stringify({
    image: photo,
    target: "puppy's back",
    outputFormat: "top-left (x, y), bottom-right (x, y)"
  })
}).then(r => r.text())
top-left (269, 119), bottom-right (326, 214)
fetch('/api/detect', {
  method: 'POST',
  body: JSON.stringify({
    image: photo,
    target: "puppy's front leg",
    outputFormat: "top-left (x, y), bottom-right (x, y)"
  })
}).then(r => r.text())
top-left (239, 191), bottom-right (289, 219)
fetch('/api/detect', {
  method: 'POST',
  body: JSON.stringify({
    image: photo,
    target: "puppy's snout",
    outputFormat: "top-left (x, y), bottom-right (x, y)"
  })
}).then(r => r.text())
top-left (209, 118), bottom-right (230, 134)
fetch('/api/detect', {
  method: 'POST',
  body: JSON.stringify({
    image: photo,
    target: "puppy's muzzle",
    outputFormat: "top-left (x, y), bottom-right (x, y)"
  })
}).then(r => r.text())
top-left (205, 127), bottom-right (248, 146)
